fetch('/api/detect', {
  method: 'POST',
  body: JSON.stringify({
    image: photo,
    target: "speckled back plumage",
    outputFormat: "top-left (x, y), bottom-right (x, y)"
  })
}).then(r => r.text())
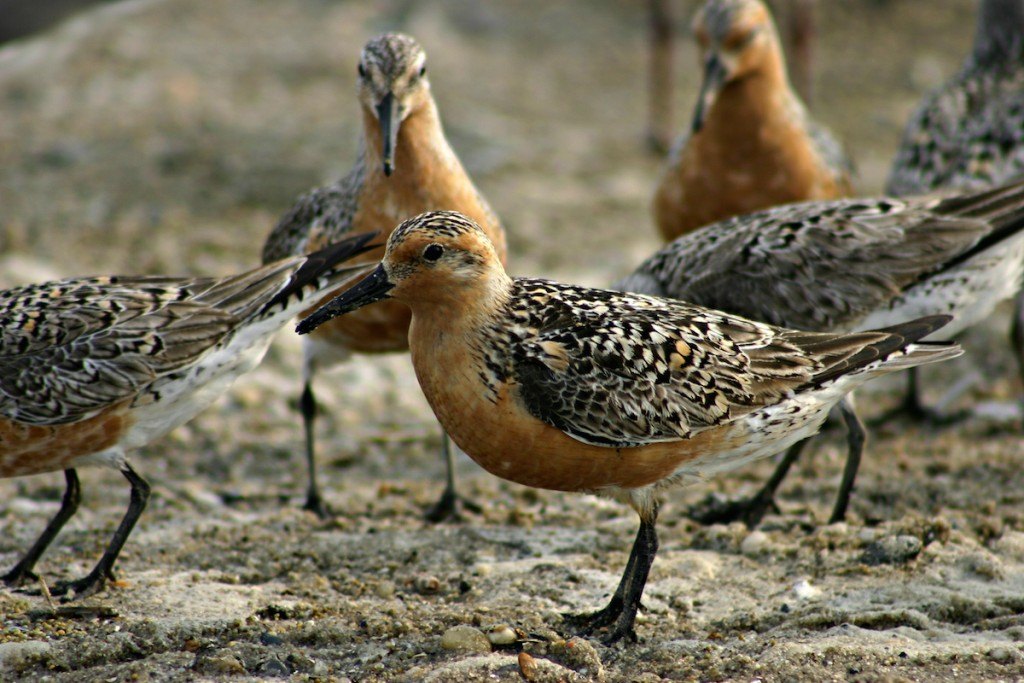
top-left (1, 276), bottom-right (231, 426)
top-left (619, 181), bottom-right (1024, 333)
top-left (488, 278), bottom-right (928, 449)
top-left (0, 234), bottom-right (374, 429)
top-left (887, 0), bottom-right (1024, 196)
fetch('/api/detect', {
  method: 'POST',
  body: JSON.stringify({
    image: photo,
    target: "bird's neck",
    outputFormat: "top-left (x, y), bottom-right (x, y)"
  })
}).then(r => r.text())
top-left (705, 53), bottom-right (798, 137)
top-left (362, 97), bottom-right (459, 182)
top-left (404, 272), bottom-right (516, 437)
top-left (406, 271), bottom-right (513, 365)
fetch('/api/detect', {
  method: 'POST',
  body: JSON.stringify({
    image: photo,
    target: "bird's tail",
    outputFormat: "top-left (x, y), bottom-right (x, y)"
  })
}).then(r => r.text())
top-left (800, 314), bottom-right (962, 389)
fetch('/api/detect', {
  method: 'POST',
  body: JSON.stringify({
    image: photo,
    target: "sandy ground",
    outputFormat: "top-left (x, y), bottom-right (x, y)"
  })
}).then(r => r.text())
top-left (2, 0), bottom-right (1024, 680)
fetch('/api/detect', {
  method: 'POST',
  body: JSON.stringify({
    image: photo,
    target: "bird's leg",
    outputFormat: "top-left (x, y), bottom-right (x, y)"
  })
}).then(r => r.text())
top-left (51, 464), bottom-right (149, 600)
top-left (645, 0), bottom-right (675, 153)
top-left (562, 526), bottom-right (641, 634)
top-left (565, 505), bottom-right (661, 644)
top-left (299, 381), bottom-right (330, 518)
top-left (1011, 289), bottom-right (1024, 418)
top-left (828, 397), bottom-right (865, 523)
top-left (3, 469), bottom-right (81, 587)
top-left (424, 432), bottom-right (482, 523)
top-left (600, 507), bottom-right (660, 645)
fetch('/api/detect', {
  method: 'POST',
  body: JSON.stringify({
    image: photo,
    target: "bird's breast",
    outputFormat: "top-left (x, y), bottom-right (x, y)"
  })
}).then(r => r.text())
top-left (408, 325), bottom-right (743, 493)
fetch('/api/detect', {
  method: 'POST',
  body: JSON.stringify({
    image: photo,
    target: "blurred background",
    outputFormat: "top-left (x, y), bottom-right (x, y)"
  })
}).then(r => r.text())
top-left (4, 4), bottom-right (1024, 679)
top-left (0, 0), bottom-right (978, 286)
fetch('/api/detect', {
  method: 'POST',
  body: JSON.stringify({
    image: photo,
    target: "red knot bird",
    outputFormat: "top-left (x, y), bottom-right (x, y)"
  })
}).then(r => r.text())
top-left (652, 0), bottom-right (853, 242)
top-left (297, 210), bottom-right (960, 644)
top-left (262, 32), bottom-right (506, 521)
top-left (0, 233), bottom-right (375, 599)
top-left (887, 0), bottom-right (1024, 422)
top-left (617, 180), bottom-right (1024, 526)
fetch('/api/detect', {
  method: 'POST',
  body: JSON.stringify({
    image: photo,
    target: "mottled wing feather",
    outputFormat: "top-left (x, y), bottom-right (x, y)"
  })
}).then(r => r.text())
top-left (0, 277), bottom-right (236, 425)
top-left (509, 280), bottom-right (820, 448)
top-left (617, 197), bottom-right (994, 331)
top-left (887, 64), bottom-right (1024, 196)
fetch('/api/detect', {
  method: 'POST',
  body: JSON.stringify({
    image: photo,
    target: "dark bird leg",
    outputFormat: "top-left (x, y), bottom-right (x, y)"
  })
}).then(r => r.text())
top-left (1012, 289), bottom-right (1024, 417)
top-left (828, 398), bottom-right (866, 523)
top-left (424, 432), bottom-right (483, 523)
top-left (563, 526), bottom-right (642, 634)
top-left (51, 463), bottom-right (150, 600)
top-left (3, 469), bottom-right (81, 587)
top-left (565, 504), bottom-right (660, 644)
top-left (645, 0), bottom-right (675, 153)
top-left (299, 381), bottom-right (330, 518)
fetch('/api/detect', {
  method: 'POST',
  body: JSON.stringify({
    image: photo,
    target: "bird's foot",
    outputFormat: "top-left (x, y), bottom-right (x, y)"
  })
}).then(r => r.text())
top-left (687, 491), bottom-right (779, 528)
top-left (424, 487), bottom-right (482, 524)
top-left (302, 491), bottom-right (332, 520)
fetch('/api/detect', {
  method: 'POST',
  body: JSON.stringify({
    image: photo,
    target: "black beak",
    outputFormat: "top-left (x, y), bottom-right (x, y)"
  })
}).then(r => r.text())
top-left (297, 264), bottom-right (395, 335)
top-left (376, 91), bottom-right (400, 176)
top-left (691, 52), bottom-right (728, 134)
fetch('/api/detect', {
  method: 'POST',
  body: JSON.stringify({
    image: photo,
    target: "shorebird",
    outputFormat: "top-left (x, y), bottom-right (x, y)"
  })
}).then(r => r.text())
top-left (262, 32), bottom-right (506, 521)
top-left (297, 211), bottom-right (960, 644)
top-left (0, 233), bottom-right (376, 599)
top-left (886, 0), bottom-right (1024, 421)
top-left (617, 180), bottom-right (1024, 525)
top-left (652, 0), bottom-right (852, 242)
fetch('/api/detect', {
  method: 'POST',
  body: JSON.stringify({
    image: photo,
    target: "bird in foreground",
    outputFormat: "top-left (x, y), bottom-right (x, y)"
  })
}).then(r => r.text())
top-left (886, 0), bottom-right (1024, 421)
top-left (262, 32), bottom-right (506, 521)
top-left (652, 0), bottom-right (852, 243)
top-left (618, 180), bottom-right (1024, 526)
top-left (297, 211), bottom-right (960, 644)
top-left (0, 233), bottom-right (376, 599)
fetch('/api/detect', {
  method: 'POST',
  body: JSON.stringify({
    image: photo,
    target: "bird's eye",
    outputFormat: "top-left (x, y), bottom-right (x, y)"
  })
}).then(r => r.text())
top-left (423, 244), bottom-right (444, 262)
top-left (418, 65), bottom-right (427, 78)
top-left (358, 63), bottom-right (367, 78)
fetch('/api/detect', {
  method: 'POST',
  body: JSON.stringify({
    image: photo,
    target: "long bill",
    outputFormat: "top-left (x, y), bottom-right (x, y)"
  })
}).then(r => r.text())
top-left (377, 92), bottom-right (400, 177)
top-left (296, 264), bottom-right (395, 334)
top-left (690, 52), bottom-right (727, 134)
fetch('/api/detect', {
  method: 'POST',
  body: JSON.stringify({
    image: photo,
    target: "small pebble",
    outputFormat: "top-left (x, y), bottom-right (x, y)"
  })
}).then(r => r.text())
top-left (518, 651), bottom-right (538, 680)
top-left (192, 652), bottom-right (246, 675)
top-left (988, 646), bottom-right (1020, 664)
top-left (257, 657), bottom-right (290, 677)
top-left (259, 631), bottom-right (283, 646)
top-left (741, 530), bottom-right (769, 556)
top-left (486, 623), bottom-right (518, 646)
top-left (440, 625), bottom-right (491, 653)
top-left (960, 552), bottom-right (1005, 581)
top-left (551, 636), bottom-right (603, 679)
top-left (414, 574), bottom-right (442, 595)
top-left (861, 535), bottom-right (922, 565)
top-left (0, 641), bottom-right (51, 669)
top-left (792, 579), bottom-right (821, 600)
